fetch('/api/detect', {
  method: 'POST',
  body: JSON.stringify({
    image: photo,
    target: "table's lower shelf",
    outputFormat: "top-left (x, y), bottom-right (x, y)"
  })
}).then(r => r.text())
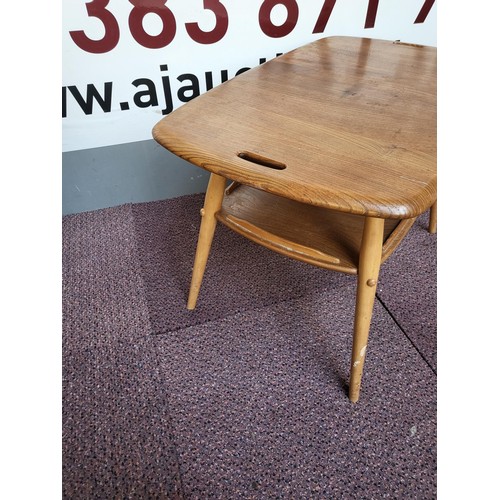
top-left (216, 184), bottom-right (415, 274)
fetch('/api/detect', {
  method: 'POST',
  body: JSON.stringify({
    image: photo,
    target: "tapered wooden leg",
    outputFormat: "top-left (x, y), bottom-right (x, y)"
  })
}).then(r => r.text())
top-left (428, 201), bottom-right (437, 233)
top-left (187, 173), bottom-right (227, 310)
top-left (349, 217), bottom-right (385, 403)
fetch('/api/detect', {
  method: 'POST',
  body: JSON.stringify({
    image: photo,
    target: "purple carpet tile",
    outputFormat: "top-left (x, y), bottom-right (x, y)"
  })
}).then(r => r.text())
top-left (154, 287), bottom-right (436, 499)
top-left (377, 211), bottom-right (437, 372)
top-left (62, 205), bottom-right (183, 499)
top-left (63, 195), bottom-right (436, 499)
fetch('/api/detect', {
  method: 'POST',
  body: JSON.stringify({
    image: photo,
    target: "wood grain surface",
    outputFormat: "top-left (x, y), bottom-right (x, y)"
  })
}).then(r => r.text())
top-left (217, 184), bottom-right (408, 274)
top-left (153, 36), bottom-right (436, 219)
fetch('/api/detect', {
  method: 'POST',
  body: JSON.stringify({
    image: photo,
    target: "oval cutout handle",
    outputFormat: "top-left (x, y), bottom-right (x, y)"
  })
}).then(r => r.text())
top-left (237, 151), bottom-right (286, 170)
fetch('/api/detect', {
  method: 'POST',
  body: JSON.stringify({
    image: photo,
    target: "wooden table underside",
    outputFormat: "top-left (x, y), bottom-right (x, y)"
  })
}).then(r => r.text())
top-left (219, 183), bottom-right (415, 274)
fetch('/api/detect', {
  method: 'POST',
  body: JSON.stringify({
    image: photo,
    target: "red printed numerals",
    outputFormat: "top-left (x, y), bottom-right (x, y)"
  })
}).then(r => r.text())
top-left (128, 0), bottom-right (176, 49)
top-left (258, 0), bottom-right (299, 38)
top-left (69, 0), bottom-right (435, 54)
top-left (185, 0), bottom-right (229, 44)
top-left (313, 0), bottom-right (435, 33)
top-left (70, 0), bottom-right (228, 53)
top-left (69, 0), bottom-right (120, 54)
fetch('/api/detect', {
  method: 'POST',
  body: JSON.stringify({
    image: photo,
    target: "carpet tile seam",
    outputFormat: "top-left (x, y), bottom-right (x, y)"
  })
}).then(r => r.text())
top-left (151, 280), bottom-right (354, 339)
top-left (151, 279), bottom-right (432, 379)
top-left (150, 274), bottom-right (435, 380)
top-left (129, 202), bottom-right (166, 338)
top-left (127, 202), bottom-right (189, 499)
top-left (376, 292), bottom-right (437, 377)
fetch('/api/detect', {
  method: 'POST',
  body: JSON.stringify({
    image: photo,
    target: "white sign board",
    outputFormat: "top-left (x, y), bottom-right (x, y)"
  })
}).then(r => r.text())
top-left (62, 0), bottom-right (436, 152)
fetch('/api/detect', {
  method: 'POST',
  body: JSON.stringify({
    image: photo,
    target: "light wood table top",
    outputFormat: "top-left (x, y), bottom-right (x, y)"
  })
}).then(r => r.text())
top-left (153, 36), bottom-right (436, 220)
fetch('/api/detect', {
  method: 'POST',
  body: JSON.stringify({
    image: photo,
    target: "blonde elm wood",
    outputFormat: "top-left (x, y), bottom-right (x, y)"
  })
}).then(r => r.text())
top-left (429, 201), bottom-right (437, 233)
top-left (152, 36), bottom-right (437, 402)
top-left (217, 185), bottom-right (414, 274)
top-left (349, 217), bottom-right (385, 403)
top-left (187, 173), bottom-right (226, 310)
top-left (153, 36), bottom-right (437, 220)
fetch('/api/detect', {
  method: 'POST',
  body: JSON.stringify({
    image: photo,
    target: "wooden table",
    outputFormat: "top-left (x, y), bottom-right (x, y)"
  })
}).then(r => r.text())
top-left (153, 36), bottom-right (437, 402)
